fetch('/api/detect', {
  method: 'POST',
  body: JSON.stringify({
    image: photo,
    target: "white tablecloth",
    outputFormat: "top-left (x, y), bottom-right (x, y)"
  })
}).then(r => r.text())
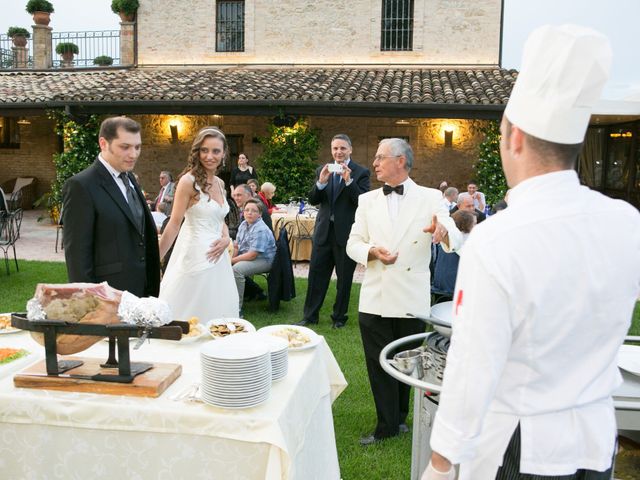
top-left (0, 330), bottom-right (347, 479)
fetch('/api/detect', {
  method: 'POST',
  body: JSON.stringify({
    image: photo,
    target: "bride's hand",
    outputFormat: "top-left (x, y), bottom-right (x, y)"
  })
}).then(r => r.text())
top-left (206, 237), bottom-right (229, 263)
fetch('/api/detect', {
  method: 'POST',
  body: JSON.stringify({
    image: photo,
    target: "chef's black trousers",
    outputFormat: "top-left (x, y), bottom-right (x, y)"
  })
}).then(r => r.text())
top-left (359, 312), bottom-right (425, 439)
top-left (496, 424), bottom-right (614, 479)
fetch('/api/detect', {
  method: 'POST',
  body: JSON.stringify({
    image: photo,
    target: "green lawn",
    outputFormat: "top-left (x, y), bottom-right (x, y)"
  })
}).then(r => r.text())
top-left (1, 261), bottom-right (639, 480)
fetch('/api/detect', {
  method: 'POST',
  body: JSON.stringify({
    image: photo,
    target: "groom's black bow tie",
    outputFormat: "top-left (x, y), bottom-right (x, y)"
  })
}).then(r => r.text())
top-left (383, 184), bottom-right (404, 196)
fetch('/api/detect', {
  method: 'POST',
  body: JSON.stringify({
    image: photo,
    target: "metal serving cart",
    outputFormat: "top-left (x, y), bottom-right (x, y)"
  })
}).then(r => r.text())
top-left (380, 333), bottom-right (640, 480)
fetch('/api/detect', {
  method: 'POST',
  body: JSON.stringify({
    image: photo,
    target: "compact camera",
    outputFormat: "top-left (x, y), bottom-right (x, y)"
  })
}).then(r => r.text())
top-left (327, 163), bottom-right (344, 174)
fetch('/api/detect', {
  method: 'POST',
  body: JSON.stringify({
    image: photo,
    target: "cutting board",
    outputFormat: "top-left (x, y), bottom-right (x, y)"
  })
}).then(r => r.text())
top-left (14, 357), bottom-right (182, 397)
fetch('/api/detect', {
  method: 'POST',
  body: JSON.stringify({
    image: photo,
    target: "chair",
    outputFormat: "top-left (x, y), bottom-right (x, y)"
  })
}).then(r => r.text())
top-left (294, 213), bottom-right (315, 264)
top-left (55, 208), bottom-right (64, 253)
top-left (266, 227), bottom-right (296, 311)
top-left (0, 211), bottom-right (19, 274)
top-left (1, 177), bottom-right (36, 210)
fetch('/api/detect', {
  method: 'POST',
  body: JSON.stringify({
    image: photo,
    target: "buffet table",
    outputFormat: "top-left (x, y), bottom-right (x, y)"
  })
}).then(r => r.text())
top-left (272, 212), bottom-right (316, 261)
top-left (0, 330), bottom-right (347, 480)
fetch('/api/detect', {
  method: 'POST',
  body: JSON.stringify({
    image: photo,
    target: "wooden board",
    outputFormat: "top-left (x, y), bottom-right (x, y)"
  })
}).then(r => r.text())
top-left (13, 357), bottom-right (182, 397)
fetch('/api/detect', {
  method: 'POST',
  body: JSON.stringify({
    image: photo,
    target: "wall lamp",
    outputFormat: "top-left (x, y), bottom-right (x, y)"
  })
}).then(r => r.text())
top-left (444, 129), bottom-right (453, 148)
top-left (169, 123), bottom-right (179, 143)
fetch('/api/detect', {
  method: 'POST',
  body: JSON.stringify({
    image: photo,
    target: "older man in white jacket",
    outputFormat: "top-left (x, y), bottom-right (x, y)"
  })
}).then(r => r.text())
top-left (347, 138), bottom-right (461, 446)
top-left (425, 25), bottom-right (640, 479)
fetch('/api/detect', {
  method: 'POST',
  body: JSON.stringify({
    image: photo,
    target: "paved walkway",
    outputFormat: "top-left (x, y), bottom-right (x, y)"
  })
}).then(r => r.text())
top-left (14, 209), bottom-right (365, 282)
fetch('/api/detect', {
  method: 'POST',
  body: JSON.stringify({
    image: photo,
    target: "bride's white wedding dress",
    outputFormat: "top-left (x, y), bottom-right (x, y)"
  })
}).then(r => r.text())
top-left (160, 175), bottom-right (239, 323)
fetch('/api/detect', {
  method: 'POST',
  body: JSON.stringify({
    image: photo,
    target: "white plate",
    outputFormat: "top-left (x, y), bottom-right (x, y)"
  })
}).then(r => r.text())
top-left (257, 325), bottom-right (322, 351)
top-left (205, 318), bottom-right (256, 340)
top-left (0, 328), bottom-right (21, 335)
top-left (618, 345), bottom-right (640, 376)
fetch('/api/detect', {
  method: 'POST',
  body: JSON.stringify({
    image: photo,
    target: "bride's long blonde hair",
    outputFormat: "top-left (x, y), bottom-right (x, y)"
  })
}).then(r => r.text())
top-left (180, 126), bottom-right (229, 196)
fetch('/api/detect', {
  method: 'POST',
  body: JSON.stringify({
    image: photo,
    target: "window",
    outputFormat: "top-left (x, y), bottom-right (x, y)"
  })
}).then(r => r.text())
top-left (381, 0), bottom-right (414, 51)
top-left (0, 118), bottom-right (20, 149)
top-left (216, 0), bottom-right (245, 52)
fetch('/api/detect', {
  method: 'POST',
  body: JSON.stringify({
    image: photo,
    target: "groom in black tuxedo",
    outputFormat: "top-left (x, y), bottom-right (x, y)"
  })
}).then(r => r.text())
top-left (62, 116), bottom-right (160, 297)
top-left (298, 134), bottom-right (370, 328)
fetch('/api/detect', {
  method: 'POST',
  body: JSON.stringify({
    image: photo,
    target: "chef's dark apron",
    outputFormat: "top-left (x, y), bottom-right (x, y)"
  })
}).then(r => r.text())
top-left (496, 424), bottom-right (614, 480)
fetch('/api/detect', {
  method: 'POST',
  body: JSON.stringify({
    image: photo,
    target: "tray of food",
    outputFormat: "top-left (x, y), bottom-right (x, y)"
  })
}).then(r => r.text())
top-left (206, 318), bottom-right (256, 339)
top-left (257, 325), bottom-right (321, 351)
top-left (180, 317), bottom-right (208, 343)
top-left (0, 313), bottom-right (20, 335)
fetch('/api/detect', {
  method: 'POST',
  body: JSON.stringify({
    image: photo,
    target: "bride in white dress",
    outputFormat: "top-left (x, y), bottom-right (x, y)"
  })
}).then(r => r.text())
top-left (158, 127), bottom-right (239, 323)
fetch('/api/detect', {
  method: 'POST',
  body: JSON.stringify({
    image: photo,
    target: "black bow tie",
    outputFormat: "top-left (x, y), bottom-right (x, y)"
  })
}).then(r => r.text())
top-left (383, 184), bottom-right (404, 196)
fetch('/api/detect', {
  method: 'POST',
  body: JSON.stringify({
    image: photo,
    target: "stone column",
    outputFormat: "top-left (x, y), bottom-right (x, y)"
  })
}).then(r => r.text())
top-left (120, 21), bottom-right (135, 66)
top-left (32, 25), bottom-right (52, 69)
top-left (12, 46), bottom-right (28, 68)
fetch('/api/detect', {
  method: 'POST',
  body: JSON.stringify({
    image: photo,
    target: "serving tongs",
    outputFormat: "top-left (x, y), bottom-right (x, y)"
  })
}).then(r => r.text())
top-left (11, 314), bottom-right (189, 383)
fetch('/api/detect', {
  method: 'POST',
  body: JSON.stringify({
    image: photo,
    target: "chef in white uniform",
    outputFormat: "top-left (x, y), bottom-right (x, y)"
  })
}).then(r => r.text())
top-left (423, 25), bottom-right (640, 479)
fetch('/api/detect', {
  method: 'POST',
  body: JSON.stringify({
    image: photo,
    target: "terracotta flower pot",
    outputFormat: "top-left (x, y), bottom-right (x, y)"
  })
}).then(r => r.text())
top-left (118, 12), bottom-right (135, 22)
top-left (61, 51), bottom-right (75, 63)
top-left (11, 35), bottom-right (28, 47)
top-left (32, 11), bottom-right (51, 26)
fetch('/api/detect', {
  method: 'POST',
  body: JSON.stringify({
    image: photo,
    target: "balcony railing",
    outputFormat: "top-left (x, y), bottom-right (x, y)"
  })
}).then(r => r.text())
top-left (0, 34), bottom-right (33, 69)
top-left (52, 30), bottom-right (120, 68)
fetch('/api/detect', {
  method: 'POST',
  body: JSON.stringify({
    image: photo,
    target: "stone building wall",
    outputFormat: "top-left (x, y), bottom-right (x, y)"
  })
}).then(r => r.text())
top-left (137, 0), bottom-right (501, 66)
top-left (0, 116), bottom-right (58, 200)
top-left (132, 114), bottom-right (488, 199)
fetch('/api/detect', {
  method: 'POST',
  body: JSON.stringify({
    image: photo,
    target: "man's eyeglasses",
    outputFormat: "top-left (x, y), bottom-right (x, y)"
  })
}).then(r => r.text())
top-left (373, 154), bottom-right (402, 162)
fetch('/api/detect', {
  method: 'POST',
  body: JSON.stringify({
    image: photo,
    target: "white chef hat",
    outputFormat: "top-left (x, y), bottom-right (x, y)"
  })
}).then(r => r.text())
top-left (504, 24), bottom-right (612, 144)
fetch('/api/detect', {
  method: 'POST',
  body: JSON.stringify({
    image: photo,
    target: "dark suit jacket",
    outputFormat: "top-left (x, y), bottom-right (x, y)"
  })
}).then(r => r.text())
top-left (267, 228), bottom-right (296, 311)
top-left (308, 160), bottom-right (370, 246)
top-left (62, 159), bottom-right (161, 297)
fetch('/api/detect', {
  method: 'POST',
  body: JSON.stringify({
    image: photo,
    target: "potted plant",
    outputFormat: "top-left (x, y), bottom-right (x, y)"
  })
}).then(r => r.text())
top-left (7, 27), bottom-right (31, 47)
top-left (93, 55), bottom-right (114, 66)
top-left (55, 42), bottom-right (79, 64)
top-left (25, 0), bottom-right (54, 26)
top-left (111, 0), bottom-right (139, 22)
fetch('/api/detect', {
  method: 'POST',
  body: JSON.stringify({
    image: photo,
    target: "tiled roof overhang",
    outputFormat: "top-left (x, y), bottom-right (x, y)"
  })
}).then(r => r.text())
top-left (0, 67), bottom-right (516, 118)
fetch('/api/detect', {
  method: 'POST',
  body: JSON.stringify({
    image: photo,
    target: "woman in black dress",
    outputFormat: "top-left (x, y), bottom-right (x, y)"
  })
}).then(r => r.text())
top-left (230, 153), bottom-right (257, 188)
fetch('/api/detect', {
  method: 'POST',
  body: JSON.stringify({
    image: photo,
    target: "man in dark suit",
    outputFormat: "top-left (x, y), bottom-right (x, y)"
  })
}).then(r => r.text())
top-left (450, 195), bottom-right (486, 223)
top-left (298, 134), bottom-right (370, 328)
top-left (62, 116), bottom-right (160, 297)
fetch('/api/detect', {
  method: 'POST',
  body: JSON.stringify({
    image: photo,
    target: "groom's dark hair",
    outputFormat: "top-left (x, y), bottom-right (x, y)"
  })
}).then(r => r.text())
top-left (99, 116), bottom-right (141, 143)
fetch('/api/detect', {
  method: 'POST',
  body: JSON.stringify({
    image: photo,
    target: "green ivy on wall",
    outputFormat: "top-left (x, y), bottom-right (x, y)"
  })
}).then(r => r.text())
top-left (475, 120), bottom-right (508, 209)
top-left (258, 118), bottom-right (320, 203)
top-left (42, 110), bottom-right (101, 221)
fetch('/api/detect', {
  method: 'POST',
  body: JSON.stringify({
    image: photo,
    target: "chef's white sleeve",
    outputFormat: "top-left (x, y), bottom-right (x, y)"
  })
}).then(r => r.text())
top-left (429, 240), bottom-right (513, 465)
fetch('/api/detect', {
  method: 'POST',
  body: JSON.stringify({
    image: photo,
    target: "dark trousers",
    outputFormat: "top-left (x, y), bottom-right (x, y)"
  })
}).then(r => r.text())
top-left (359, 311), bottom-right (425, 438)
top-left (496, 424), bottom-right (614, 480)
top-left (303, 222), bottom-right (356, 324)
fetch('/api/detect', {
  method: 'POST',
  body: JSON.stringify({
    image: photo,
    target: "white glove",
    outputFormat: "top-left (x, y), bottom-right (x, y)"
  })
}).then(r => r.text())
top-left (421, 460), bottom-right (456, 480)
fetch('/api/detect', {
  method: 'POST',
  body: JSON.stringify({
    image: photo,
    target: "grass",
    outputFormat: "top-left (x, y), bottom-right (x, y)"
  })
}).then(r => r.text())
top-left (1, 261), bottom-right (639, 480)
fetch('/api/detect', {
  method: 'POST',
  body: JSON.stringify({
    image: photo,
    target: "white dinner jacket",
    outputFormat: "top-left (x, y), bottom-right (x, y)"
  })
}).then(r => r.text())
top-left (347, 179), bottom-right (461, 318)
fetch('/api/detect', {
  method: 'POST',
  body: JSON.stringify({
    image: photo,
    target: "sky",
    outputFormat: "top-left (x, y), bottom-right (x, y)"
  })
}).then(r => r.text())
top-left (2, 0), bottom-right (638, 100)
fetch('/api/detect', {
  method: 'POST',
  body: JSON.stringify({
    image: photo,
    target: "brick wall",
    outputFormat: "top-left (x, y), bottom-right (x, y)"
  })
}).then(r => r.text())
top-left (131, 114), bottom-right (489, 199)
top-left (137, 0), bottom-right (501, 66)
top-left (0, 116), bottom-right (58, 200)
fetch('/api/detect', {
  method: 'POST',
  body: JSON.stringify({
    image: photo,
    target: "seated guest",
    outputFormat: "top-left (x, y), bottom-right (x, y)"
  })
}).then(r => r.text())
top-left (441, 187), bottom-right (458, 211)
top-left (450, 195), bottom-right (486, 223)
top-left (232, 199), bottom-right (276, 314)
top-left (148, 171), bottom-right (175, 216)
top-left (258, 182), bottom-right (284, 215)
top-left (247, 178), bottom-right (260, 196)
top-left (431, 209), bottom-right (477, 299)
top-left (233, 184), bottom-right (273, 231)
top-left (457, 181), bottom-right (486, 212)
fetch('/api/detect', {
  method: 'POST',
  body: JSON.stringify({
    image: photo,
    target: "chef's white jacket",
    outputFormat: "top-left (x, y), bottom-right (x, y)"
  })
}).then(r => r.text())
top-left (430, 170), bottom-right (640, 478)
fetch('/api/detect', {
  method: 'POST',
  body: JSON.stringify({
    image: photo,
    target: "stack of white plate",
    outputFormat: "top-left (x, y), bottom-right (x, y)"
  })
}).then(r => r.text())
top-left (200, 335), bottom-right (271, 409)
top-left (260, 334), bottom-right (289, 381)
